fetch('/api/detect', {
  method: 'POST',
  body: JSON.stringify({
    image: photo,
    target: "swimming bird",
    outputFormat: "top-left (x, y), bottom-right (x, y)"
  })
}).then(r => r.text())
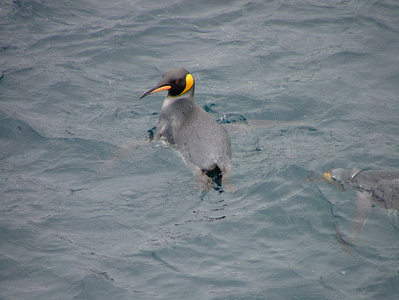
top-left (140, 67), bottom-right (232, 190)
top-left (324, 168), bottom-right (399, 245)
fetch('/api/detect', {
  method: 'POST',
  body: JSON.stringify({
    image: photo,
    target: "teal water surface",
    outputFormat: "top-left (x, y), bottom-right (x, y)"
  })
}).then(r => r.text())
top-left (1, 0), bottom-right (399, 299)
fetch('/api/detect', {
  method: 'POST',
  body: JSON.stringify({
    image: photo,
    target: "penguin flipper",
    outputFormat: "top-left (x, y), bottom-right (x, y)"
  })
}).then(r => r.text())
top-left (348, 191), bottom-right (372, 245)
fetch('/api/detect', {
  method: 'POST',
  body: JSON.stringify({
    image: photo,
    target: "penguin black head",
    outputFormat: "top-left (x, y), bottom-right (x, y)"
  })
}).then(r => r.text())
top-left (140, 67), bottom-right (195, 99)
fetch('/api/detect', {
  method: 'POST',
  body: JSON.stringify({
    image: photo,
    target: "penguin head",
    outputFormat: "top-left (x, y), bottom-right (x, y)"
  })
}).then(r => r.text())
top-left (331, 168), bottom-right (361, 184)
top-left (140, 67), bottom-right (195, 99)
top-left (324, 168), bottom-right (361, 191)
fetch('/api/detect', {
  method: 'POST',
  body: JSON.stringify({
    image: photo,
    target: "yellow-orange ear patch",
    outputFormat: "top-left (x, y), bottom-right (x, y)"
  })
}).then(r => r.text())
top-left (180, 73), bottom-right (194, 95)
top-left (323, 172), bottom-right (333, 183)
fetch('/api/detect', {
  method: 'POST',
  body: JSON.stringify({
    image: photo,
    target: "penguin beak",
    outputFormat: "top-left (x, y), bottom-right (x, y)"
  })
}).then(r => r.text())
top-left (140, 81), bottom-right (172, 99)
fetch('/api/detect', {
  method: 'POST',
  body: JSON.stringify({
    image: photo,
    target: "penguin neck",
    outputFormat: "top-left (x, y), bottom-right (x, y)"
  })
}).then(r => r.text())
top-left (162, 88), bottom-right (195, 109)
top-left (167, 85), bottom-right (195, 100)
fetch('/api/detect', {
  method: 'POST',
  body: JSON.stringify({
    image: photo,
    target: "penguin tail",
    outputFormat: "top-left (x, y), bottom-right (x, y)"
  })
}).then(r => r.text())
top-left (204, 165), bottom-right (223, 192)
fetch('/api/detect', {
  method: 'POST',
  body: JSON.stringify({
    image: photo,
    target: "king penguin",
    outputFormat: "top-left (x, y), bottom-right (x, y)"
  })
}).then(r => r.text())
top-left (140, 67), bottom-right (232, 189)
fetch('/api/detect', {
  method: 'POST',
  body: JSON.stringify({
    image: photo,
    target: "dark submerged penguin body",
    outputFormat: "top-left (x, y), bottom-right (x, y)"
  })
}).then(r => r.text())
top-left (324, 168), bottom-right (399, 246)
top-left (140, 68), bottom-right (232, 187)
top-left (328, 168), bottom-right (399, 210)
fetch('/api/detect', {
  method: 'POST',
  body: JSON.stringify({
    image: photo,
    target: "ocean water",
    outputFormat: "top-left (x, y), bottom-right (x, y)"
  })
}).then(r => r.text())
top-left (1, 0), bottom-right (399, 299)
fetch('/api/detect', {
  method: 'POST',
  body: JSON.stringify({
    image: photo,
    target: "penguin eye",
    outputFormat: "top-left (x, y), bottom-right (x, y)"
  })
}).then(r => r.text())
top-left (175, 79), bottom-right (180, 85)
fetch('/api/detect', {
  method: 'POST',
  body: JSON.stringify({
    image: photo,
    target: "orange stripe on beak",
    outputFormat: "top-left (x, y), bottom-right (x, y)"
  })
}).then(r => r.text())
top-left (150, 85), bottom-right (171, 94)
